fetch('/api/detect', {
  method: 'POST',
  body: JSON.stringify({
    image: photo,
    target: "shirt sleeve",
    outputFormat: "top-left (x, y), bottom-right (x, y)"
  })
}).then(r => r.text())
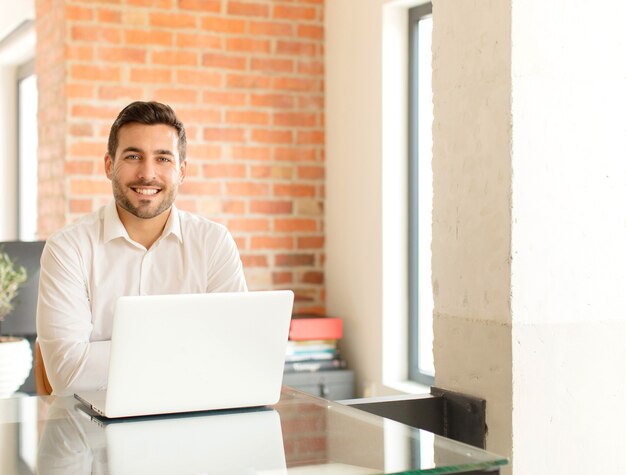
top-left (36, 238), bottom-right (110, 396)
top-left (205, 228), bottom-right (248, 293)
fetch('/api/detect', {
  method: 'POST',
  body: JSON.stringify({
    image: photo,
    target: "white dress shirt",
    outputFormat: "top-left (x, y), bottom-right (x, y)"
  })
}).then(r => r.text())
top-left (36, 202), bottom-right (247, 396)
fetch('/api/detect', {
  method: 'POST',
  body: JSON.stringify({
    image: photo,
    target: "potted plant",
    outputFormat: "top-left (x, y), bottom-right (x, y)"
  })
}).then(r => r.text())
top-left (0, 247), bottom-right (32, 398)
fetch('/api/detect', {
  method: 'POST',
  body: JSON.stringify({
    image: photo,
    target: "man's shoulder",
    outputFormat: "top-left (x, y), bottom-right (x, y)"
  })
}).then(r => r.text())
top-left (177, 209), bottom-right (229, 235)
top-left (46, 207), bottom-right (103, 247)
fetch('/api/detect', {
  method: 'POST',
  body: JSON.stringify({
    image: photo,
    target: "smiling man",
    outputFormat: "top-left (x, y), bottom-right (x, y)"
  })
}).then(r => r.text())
top-left (36, 101), bottom-right (247, 396)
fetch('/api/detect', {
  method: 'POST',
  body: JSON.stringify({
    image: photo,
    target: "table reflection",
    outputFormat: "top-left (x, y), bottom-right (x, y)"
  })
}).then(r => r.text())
top-left (37, 397), bottom-right (286, 474)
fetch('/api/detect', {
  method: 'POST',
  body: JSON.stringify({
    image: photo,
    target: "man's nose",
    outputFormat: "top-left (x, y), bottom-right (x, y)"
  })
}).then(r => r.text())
top-left (138, 159), bottom-right (156, 180)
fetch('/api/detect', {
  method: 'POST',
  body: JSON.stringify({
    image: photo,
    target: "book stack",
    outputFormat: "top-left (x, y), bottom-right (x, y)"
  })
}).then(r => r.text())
top-left (284, 314), bottom-right (347, 373)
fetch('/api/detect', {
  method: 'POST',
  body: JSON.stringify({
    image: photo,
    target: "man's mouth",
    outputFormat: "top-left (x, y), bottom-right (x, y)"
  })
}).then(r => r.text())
top-left (131, 187), bottom-right (161, 196)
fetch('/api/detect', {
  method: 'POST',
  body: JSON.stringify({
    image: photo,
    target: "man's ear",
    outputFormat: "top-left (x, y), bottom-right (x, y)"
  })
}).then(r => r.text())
top-left (179, 159), bottom-right (187, 184)
top-left (105, 154), bottom-right (113, 180)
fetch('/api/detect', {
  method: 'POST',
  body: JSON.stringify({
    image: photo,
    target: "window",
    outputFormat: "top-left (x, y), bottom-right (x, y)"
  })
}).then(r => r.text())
top-left (408, 3), bottom-right (434, 385)
top-left (17, 61), bottom-right (38, 240)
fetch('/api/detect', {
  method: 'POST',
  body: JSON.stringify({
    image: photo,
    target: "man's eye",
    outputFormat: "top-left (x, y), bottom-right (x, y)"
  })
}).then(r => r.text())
top-left (158, 156), bottom-right (172, 163)
top-left (125, 154), bottom-right (140, 160)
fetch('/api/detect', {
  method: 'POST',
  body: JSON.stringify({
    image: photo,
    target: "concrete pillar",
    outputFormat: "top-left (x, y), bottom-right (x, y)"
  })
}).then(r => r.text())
top-left (433, 0), bottom-right (626, 473)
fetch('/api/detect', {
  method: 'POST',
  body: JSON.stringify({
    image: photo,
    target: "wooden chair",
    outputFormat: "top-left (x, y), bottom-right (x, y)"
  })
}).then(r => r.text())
top-left (34, 341), bottom-right (52, 395)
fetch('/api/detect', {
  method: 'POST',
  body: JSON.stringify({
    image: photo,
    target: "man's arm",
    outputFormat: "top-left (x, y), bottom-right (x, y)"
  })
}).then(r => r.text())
top-left (206, 229), bottom-right (248, 293)
top-left (36, 239), bottom-right (110, 396)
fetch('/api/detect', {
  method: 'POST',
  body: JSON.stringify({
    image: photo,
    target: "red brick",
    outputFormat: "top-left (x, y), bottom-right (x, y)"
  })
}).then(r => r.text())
top-left (179, 182), bottom-right (222, 195)
top-left (186, 144), bottom-right (222, 160)
top-left (69, 123), bottom-right (94, 137)
top-left (226, 182), bottom-right (269, 196)
top-left (228, 1), bottom-right (270, 17)
top-left (272, 271), bottom-right (293, 285)
top-left (230, 146), bottom-right (271, 161)
top-left (70, 142), bottom-right (105, 157)
top-left (251, 58), bottom-right (294, 73)
top-left (298, 95), bottom-right (324, 109)
top-left (70, 64), bottom-right (121, 81)
top-left (226, 111), bottom-right (269, 125)
top-left (71, 25), bottom-right (121, 43)
top-left (154, 88), bottom-right (199, 103)
top-left (201, 16), bottom-right (246, 34)
top-left (273, 5), bottom-right (316, 21)
top-left (250, 129), bottom-right (292, 144)
top-left (72, 105), bottom-right (121, 120)
top-left (176, 33), bottom-right (221, 49)
top-left (298, 166), bottom-right (324, 179)
top-left (274, 147), bottom-right (317, 161)
top-left (65, 45), bottom-right (94, 61)
top-left (275, 218), bottom-right (317, 232)
top-left (298, 236), bottom-right (324, 249)
top-left (65, 161), bottom-right (95, 174)
top-left (250, 200), bottom-right (292, 214)
top-left (204, 128), bottom-right (246, 143)
top-left (65, 5), bottom-right (94, 20)
top-left (275, 254), bottom-right (315, 267)
top-left (298, 24), bottom-right (323, 40)
top-left (127, 0), bottom-right (174, 6)
top-left (226, 38), bottom-right (271, 54)
top-left (301, 271), bottom-right (324, 284)
top-left (125, 29), bottom-right (173, 46)
top-left (227, 73), bottom-right (271, 89)
top-left (202, 91), bottom-right (247, 106)
top-left (251, 236), bottom-right (295, 250)
top-left (223, 201), bottom-right (247, 214)
top-left (99, 85), bottom-right (143, 100)
top-left (152, 50), bottom-right (198, 66)
top-left (65, 84), bottom-right (96, 99)
top-left (149, 12), bottom-right (197, 28)
top-left (276, 40), bottom-right (317, 57)
top-left (98, 8), bottom-right (122, 23)
top-left (298, 60), bottom-right (324, 75)
top-left (274, 112), bottom-right (317, 127)
top-left (202, 53), bottom-right (247, 70)
top-left (241, 254), bottom-right (268, 267)
top-left (251, 165), bottom-right (292, 179)
top-left (130, 67), bottom-right (172, 83)
top-left (251, 93), bottom-right (294, 109)
top-left (228, 218), bottom-right (270, 232)
top-left (203, 163), bottom-right (247, 178)
top-left (176, 70), bottom-right (222, 87)
top-left (98, 46), bottom-right (147, 63)
top-left (273, 184), bottom-right (316, 197)
top-left (70, 179), bottom-right (111, 195)
top-left (250, 20), bottom-right (293, 37)
top-left (274, 77), bottom-right (319, 93)
top-left (179, 0), bottom-right (221, 11)
top-left (298, 131), bottom-right (324, 145)
top-left (70, 199), bottom-right (93, 213)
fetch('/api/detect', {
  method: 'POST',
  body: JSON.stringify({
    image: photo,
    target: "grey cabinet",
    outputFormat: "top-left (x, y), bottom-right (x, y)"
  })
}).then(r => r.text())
top-left (282, 369), bottom-right (354, 400)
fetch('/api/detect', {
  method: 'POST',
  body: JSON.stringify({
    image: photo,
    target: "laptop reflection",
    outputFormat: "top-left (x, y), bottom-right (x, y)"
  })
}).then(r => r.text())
top-left (38, 397), bottom-right (287, 475)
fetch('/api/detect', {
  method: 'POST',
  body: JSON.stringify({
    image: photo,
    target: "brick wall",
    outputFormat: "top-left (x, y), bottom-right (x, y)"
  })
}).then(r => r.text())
top-left (35, 0), bottom-right (325, 313)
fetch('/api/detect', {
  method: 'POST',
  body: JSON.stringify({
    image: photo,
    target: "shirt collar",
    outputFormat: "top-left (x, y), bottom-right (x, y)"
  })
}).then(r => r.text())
top-left (103, 201), bottom-right (183, 244)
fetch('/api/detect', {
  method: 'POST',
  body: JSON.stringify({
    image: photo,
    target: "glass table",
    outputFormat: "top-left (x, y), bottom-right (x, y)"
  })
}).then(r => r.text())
top-left (0, 387), bottom-right (507, 474)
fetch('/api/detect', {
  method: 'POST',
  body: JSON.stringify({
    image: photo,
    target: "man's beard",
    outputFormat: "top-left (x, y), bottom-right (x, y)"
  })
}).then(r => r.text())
top-left (111, 178), bottom-right (177, 219)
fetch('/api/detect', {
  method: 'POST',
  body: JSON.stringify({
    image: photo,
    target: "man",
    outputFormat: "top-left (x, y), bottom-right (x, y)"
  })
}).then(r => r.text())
top-left (36, 101), bottom-right (247, 396)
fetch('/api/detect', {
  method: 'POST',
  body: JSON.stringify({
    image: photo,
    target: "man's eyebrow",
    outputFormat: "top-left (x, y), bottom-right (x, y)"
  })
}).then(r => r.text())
top-left (120, 147), bottom-right (174, 156)
top-left (154, 149), bottom-right (175, 156)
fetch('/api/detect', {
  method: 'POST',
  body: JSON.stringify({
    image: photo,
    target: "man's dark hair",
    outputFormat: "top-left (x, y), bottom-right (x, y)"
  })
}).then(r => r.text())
top-left (107, 101), bottom-right (187, 161)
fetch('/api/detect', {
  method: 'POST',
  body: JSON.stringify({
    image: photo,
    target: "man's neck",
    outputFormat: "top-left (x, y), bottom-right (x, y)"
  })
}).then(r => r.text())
top-left (116, 205), bottom-right (171, 249)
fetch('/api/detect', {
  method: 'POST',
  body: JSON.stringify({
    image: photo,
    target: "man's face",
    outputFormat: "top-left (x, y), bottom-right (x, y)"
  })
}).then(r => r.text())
top-left (105, 123), bottom-right (186, 220)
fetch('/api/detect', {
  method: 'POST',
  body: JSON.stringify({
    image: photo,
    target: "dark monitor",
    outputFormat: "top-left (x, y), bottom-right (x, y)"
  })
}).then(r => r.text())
top-left (0, 240), bottom-right (45, 395)
top-left (0, 240), bottom-right (45, 336)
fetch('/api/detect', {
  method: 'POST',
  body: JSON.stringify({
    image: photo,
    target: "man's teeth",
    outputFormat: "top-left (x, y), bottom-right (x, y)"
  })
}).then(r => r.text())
top-left (134, 188), bottom-right (158, 195)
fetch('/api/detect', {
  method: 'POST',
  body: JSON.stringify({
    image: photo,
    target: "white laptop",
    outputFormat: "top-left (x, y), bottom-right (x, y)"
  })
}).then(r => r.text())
top-left (75, 290), bottom-right (294, 418)
top-left (103, 409), bottom-right (287, 475)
